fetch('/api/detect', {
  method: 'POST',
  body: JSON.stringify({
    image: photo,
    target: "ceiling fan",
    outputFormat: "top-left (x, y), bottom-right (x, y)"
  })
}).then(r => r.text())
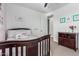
top-left (44, 3), bottom-right (48, 8)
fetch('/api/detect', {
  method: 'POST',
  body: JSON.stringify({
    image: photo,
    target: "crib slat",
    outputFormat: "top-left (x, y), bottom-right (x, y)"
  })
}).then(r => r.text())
top-left (45, 40), bottom-right (46, 56)
top-left (26, 46), bottom-right (28, 56)
top-left (2, 48), bottom-right (5, 56)
top-left (40, 42), bottom-right (41, 56)
top-left (9, 47), bottom-right (12, 56)
top-left (47, 38), bottom-right (50, 56)
top-left (21, 46), bottom-right (23, 56)
top-left (47, 39), bottom-right (49, 53)
top-left (42, 41), bottom-right (43, 56)
top-left (46, 39), bottom-right (48, 55)
top-left (49, 37), bottom-right (50, 56)
top-left (15, 46), bottom-right (18, 56)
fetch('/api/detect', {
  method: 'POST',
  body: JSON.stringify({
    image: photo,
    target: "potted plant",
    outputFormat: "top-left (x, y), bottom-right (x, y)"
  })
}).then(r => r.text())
top-left (69, 25), bottom-right (76, 33)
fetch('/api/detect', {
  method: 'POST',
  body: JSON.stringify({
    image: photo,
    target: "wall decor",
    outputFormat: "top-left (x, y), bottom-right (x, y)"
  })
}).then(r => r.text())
top-left (60, 17), bottom-right (66, 23)
top-left (69, 25), bottom-right (76, 33)
top-left (73, 14), bottom-right (79, 21)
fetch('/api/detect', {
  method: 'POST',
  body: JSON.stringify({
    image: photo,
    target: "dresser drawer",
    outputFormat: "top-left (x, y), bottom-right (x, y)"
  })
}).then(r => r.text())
top-left (58, 37), bottom-right (63, 45)
top-left (68, 39), bottom-right (75, 48)
top-left (58, 32), bottom-right (76, 51)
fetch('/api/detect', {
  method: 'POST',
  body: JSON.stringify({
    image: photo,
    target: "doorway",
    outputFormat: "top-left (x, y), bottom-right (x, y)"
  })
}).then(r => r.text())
top-left (47, 17), bottom-right (53, 37)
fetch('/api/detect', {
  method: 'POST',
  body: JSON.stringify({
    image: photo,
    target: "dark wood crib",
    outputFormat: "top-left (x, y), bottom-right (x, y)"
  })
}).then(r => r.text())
top-left (0, 35), bottom-right (50, 56)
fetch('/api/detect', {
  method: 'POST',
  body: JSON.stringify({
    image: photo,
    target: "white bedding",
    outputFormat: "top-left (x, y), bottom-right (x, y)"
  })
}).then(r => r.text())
top-left (7, 29), bottom-right (44, 41)
top-left (7, 30), bottom-right (32, 39)
top-left (7, 36), bottom-right (38, 41)
top-left (7, 35), bottom-right (41, 41)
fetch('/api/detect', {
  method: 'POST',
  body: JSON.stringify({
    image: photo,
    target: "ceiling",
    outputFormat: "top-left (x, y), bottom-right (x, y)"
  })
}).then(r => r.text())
top-left (15, 3), bottom-right (68, 13)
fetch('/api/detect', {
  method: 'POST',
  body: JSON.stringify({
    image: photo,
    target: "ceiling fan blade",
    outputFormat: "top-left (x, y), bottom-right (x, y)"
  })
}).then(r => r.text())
top-left (44, 3), bottom-right (48, 7)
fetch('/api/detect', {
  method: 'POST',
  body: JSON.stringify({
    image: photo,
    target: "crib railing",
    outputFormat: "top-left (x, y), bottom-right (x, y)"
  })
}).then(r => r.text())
top-left (0, 35), bottom-right (50, 56)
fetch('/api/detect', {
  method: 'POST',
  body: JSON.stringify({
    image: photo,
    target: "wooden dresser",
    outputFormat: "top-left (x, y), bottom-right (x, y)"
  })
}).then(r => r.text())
top-left (58, 32), bottom-right (78, 51)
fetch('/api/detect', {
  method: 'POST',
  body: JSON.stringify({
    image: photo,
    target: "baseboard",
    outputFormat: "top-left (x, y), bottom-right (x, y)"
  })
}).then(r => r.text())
top-left (53, 39), bottom-right (58, 43)
top-left (50, 37), bottom-right (58, 43)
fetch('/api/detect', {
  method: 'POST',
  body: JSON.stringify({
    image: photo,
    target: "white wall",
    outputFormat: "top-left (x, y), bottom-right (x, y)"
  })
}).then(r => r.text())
top-left (48, 3), bottom-right (79, 43)
top-left (5, 3), bottom-right (47, 36)
top-left (0, 4), bottom-right (6, 41)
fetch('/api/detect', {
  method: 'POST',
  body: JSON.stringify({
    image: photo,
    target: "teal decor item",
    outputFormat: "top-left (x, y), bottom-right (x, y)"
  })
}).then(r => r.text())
top-left (60, 17), bottom-right (66, 23)
top-left (73, 14), bottom-right (79, 21)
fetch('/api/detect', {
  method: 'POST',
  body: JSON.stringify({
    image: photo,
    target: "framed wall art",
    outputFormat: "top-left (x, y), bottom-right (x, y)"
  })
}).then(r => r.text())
top-left (60, 17), bottom-right (66, 23)
top-left (73, 14), bottom-right (79, 21)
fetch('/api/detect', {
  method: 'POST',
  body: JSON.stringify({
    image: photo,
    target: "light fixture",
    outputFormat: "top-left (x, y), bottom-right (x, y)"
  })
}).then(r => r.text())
top-left (44, 3), bottom-right (48, 8)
